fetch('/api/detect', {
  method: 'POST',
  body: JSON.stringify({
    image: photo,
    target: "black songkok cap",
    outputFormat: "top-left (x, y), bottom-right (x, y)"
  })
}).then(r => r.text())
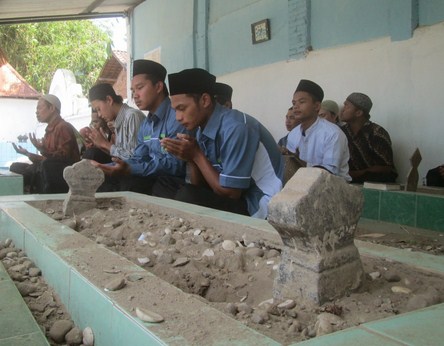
top-left (132, 59), bottom-right (167, 81)
top-left (168, 68), bottom-right (216, 96)
top-left (88, 83), bottom-right (117, 102)
top-left (295, 79), bottom-right (324, 102)
top-left (214, 82), bottom-right (233, 100)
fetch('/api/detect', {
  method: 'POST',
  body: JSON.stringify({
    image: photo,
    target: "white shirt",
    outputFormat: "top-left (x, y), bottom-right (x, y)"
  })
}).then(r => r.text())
top-left (287, 117), bottom-right (351, 181)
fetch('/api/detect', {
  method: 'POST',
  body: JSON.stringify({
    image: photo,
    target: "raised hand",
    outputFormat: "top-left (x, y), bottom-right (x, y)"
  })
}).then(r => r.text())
top-left (11, 143), bottom-right (29, 156)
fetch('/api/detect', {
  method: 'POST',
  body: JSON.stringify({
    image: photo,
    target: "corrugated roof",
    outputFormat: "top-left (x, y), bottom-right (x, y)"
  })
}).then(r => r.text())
top-left (0, 0), bottom-right (145, 24)
top-left (0, 48), bottom-right (41, 99)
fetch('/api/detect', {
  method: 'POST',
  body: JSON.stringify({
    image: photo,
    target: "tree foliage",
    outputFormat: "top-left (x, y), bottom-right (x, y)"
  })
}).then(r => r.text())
top-left (0, 20), bottom-right (112, 94)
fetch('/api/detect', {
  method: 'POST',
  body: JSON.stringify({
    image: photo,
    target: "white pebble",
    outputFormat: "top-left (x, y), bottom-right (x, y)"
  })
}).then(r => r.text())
top-left (369, 271), bottom-right (381, 280)
top-left (391, 286), bottom-right (412, 294)
top-left (83, 327), bottom-right (94, 346)
top-left (202, 249), bottom-right (215, 257)
top-left (222, 240), bottom-right (236, 251)
top-left (193, 229), bottom-right (202, 236)
top-left (135, 307), bottom-right (164, 323)
top-left (277, 299), bottom-right (296, 310)
top-left (137, 257), bottom-right (150, 265)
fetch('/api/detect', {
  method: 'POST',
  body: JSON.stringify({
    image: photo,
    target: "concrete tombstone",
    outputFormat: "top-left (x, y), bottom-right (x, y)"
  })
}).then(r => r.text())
top-left (268, 167), bottom-right (364, 306)
top-left (62, 159), bottom-right (104, 216)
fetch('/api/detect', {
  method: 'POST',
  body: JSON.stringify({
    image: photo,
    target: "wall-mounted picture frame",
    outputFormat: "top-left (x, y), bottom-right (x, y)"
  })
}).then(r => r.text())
top-left (251, 19), bottom-right (270, 44)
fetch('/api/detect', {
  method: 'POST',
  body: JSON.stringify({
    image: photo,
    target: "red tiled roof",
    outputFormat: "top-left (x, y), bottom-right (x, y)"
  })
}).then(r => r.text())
top-left (0, 48), bottom-right (40, 99)
top-left (96, 50), bottom-right (128, 85)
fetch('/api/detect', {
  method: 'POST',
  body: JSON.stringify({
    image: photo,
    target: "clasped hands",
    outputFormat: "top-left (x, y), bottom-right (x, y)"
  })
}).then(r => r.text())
top-left (160, 133), bottom-right (199, 162)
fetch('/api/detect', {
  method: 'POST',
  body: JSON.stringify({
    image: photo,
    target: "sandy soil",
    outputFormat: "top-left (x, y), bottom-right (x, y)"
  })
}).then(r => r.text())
top-left (28, 198), bottom-right (444, 344)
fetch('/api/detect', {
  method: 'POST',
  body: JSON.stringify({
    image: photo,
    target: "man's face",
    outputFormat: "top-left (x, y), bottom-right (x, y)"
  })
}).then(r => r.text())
top-left (131, 74), bottom-right (162, 112)
top-left (285, 108), bottom-right (300, 131)
top-left (35, 99), bottom-right (54, 123)
top-left (292, 91), bottom-right (320, 123)
top-left (171, 94), bottom-right (207, 130)
top-left (319, 108), bottom-right (337, 123)
top-left (90, 97), bottom-right (114, 123)
top-left (340, 100), bottom-right (359, 122)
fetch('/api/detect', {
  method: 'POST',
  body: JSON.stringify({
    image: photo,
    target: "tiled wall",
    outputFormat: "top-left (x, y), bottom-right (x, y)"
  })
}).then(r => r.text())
top-left (362, 188), bottom-right (444, 232)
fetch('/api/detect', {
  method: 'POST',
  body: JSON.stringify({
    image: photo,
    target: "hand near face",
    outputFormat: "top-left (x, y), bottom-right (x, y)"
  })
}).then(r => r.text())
top-left (160, 133), bottom-right (199, 162)
top-left (79, 127), bottom-right (94, 149)
top-left (89, 127), bottom-right (109, 149)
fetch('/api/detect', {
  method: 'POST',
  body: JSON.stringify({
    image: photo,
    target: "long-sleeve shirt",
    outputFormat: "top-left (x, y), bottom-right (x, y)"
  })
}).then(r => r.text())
top-left (287, 117), bottom-right (351, 181)
top-left (110, 104), bottom-right (146, 160)
top-left (39, 116), bottom-right (80, 163)
top-left (127, 98), bottom-right (188, 177)
top-left (340, 121), bottom-right (396, 172)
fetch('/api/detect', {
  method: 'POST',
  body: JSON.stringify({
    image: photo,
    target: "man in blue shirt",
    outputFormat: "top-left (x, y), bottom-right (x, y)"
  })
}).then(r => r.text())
top-left (156, 68), bottom-right (284, 219)
top-left (92, 60), bottom-right (187, 194)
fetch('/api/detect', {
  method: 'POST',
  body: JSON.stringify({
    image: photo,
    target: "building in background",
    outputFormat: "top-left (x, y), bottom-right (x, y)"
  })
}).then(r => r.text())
top-left (95, 50), bottom-right (128, 99)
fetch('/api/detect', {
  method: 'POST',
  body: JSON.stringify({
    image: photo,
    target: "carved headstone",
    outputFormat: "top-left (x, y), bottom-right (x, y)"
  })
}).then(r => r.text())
top-left (405, 148), bottom-right (422, 192)
top-left (268, 168), bottom-right (364, 306)
top-left (62, 160), bottom-right (104, 216)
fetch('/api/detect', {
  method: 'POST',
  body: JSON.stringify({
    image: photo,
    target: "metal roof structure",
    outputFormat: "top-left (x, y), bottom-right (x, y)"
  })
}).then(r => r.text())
top-left (0, 0), bottom-right (144, 24)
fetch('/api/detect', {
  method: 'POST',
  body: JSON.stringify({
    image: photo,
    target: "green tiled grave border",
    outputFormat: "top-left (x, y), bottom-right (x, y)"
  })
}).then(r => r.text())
top-left (362, 188), bottom-right (444, 232)
top-left (0, 169), bottom-right (23, 196)
top-left (1, 192), bottom-right (444, 345)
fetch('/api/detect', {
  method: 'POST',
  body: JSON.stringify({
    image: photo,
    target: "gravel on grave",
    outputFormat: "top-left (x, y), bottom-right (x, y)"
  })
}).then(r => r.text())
top-left (29, 198), bottom-right (444, 345)
top-left (0, 239), bottom-right (94, 346)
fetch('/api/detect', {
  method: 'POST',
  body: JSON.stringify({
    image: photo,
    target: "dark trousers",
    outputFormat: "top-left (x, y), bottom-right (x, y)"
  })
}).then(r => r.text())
top-left (152, 176), bottom-right (249, 216)
top-left (352, 171), bottom-right (398, 184)
top-left (82, 147), bottom-right (112, 164)
top-left (10, 162), bottom-right (42, 193)
top-left (97, 175), bottom-right (158, 195)
top-left (10, 158), bottom-right (72, 194)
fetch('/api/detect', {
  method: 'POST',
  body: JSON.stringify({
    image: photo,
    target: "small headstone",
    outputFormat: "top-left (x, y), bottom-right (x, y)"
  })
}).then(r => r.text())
top-left (405, 148), bottom-right (422, 192)
top-left (268, 168), bottom-right (365, 306)
top-left (62, 160), bottom-right (105, 216)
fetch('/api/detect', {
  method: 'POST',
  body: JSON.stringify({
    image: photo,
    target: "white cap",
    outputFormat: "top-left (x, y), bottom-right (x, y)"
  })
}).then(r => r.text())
top-left (40, 94), bottom-right (61, 111)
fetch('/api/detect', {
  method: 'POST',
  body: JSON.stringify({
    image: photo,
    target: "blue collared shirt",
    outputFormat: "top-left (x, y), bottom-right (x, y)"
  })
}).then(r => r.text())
top-left (197, 104), bottom-right (284, 218)
top-left (127, 98), bottom-right (187, 177)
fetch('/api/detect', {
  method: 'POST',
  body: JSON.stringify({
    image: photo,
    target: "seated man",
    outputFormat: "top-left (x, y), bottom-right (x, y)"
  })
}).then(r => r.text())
top-left (277, 106), bottom-right (300, 153)
top-left (340, 92), bottom-right (397, 183)
top-left (214, 82), bottom-right (233, 109)
top-left (319, 99), bottom-right (340, 124)
top-left (156, 68), bottom-right (284, 219)
top-left (91, 60), bottom-right (188, 195)
top-left (87, 83), bottom-right (145, 160)
top-left (80, 108), bottom-right (113, 164)
top-left (286, 80), bottom-right (350, 181)
top-left (10, 94), bottom-right (80, 193)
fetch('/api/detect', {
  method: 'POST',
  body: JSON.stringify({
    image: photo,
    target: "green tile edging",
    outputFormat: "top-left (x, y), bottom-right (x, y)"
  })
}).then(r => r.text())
top-left (362, 188), bottom-right (444, 232)
top-left (0, 169), bottom-right (23, 196)
top-left (1, 192), bottom-right (444, 345)
top-left (0, 261), bottom-right (49, 346)
top-left (0, 196), bottom-right (279, 346)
